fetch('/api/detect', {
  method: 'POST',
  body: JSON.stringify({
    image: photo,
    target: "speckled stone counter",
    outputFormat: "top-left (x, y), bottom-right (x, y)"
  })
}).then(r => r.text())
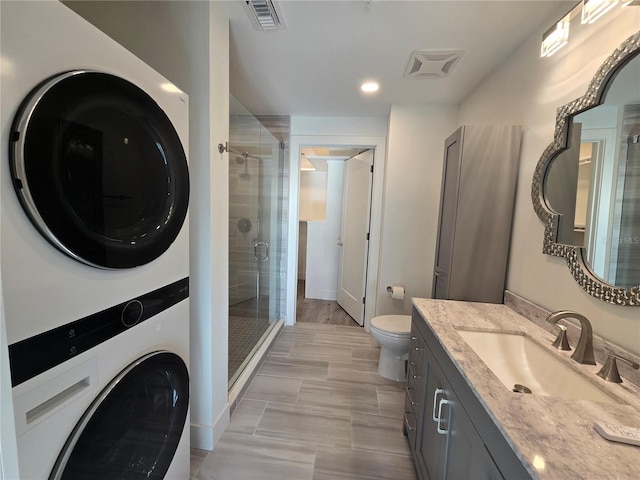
top-left (412, 298), bottom-right (640, 480)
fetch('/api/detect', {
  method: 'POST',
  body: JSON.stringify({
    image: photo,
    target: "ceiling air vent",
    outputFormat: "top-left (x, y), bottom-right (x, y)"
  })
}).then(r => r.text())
top-left (244, 0), bottom-right (287, 30)
top-left (404, 50), bottom-right (465, 79)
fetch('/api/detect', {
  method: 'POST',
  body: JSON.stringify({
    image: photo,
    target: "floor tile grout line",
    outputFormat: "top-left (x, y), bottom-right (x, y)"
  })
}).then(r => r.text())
top-left (252, 399), bottom-right (269, 437)
top-left (350, 446), bottom-right (414, 459)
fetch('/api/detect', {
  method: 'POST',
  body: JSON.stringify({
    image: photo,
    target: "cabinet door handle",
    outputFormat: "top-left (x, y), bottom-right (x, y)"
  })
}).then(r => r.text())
top-left (411, 336), bottom-right (418, 341)
top-left (436, 399), bottom-right (451, 435)
top-left (432, 388), bottom-right (445, 422)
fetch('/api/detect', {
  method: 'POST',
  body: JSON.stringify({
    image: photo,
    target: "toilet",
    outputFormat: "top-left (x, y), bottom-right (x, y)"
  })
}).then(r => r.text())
top-left (369, 315), bottom-right (412, 381)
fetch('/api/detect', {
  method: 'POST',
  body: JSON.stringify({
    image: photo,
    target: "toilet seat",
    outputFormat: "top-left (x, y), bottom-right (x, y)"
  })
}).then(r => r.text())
top-left (370, 315), bottom-right (411, 336)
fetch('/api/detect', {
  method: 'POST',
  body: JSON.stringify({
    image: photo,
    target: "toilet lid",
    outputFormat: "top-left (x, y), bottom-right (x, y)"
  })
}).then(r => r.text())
top-left (371, 315), bottom-right (411, 334)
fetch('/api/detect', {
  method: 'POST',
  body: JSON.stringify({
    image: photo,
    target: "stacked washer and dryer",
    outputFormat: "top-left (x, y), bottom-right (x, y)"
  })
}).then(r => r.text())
top-left (1, 2), bottom-right (191, 479)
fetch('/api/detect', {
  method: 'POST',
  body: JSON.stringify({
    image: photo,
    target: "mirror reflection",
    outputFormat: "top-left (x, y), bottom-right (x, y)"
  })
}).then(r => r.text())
top-left (543, 53), bottom-right (640, 288)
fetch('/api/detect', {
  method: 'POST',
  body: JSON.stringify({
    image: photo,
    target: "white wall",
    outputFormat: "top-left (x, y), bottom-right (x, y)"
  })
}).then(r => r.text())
top-left (201, 1), bottom-right (230, 450)
top-left (459, 5), bottom-right (640, 353)
top-left (299, 171), bottom-right (328, 220)
top-left (62, 0), bottom-right (231, 448)
top-left (293, 116), bottom-right (389, 137)
top-left (376, 105), bottom-right (459, 316)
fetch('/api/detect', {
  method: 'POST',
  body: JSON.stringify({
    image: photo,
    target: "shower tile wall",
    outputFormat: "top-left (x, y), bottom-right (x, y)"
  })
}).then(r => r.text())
top-left (229, 115), bottom-right (262, 307)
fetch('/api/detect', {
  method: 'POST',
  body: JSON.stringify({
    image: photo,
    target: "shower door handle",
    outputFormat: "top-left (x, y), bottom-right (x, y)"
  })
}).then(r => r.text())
top-left (254, 242), bottom-right (269, 262)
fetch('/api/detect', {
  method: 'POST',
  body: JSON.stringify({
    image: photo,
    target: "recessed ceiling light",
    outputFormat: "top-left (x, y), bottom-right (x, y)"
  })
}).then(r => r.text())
top-left (361, 82), bottom-right (379, 93)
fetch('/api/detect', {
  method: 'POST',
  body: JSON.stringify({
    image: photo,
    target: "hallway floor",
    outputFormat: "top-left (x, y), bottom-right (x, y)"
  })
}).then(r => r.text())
top-left (295, 280), bottom-right (360, 327)
top-left (190, 322), bottom-right (416, 479)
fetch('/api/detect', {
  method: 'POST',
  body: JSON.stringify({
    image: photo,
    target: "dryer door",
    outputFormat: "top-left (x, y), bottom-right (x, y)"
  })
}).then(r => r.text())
top-left (10, 70), bottom-right (189, 269)
top-left (50, 351), bottom-right (189, 480)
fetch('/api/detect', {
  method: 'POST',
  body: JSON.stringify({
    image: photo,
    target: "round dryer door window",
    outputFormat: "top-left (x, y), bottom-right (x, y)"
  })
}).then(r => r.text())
top-left (51, 351), bottom-right (189, 480)
top-left (9, 70), bottom-right (189, 269)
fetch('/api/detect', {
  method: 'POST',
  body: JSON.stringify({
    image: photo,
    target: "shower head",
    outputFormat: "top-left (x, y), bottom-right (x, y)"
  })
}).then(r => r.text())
top-left (235, 152), bottom-right (248, 164)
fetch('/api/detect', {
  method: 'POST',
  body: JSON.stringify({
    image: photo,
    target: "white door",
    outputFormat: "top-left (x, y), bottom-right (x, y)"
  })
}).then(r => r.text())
top-left (337, 150), bottom-right (374, 325)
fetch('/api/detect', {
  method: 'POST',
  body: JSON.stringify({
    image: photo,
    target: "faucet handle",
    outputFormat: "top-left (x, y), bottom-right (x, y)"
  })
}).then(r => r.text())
top-left (597, 354), bottom-right (640, 383)
top-left (551, 324), bottom-right (571, 351)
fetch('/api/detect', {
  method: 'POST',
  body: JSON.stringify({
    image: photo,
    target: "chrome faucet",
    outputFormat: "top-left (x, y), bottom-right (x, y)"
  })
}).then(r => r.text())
top-left (546, 310), bottom-right (596, 365)
top-left (597, 353), bottom-right (640, 383)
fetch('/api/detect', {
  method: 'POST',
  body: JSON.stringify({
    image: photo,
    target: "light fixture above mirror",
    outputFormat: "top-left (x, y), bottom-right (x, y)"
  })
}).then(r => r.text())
top-left (532, 32), bottom-right (640, 306)
top-left (541, 12), bottom-right (571, 58)
top-left (581, 0), bottom-right (618, 24)
top-left (540, 0), bottom-right (638, 57)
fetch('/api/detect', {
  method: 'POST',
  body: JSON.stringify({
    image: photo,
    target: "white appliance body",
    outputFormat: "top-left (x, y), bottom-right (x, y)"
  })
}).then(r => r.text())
top-left (1, 1), bottom-right (190, 478)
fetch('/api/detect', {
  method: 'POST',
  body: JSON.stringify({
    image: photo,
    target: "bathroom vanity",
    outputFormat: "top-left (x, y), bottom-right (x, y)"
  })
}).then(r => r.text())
top-left (405, 298), bottom-right (640, 480)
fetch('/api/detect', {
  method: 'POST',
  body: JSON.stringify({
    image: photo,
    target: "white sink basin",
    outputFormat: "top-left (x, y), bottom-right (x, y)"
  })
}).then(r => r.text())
top-left (456, 329), bottom-right (620, 404)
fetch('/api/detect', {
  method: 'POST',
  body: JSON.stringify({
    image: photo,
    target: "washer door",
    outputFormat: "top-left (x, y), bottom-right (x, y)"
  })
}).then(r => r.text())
top-left (10, 70), bottom-right (189, 269)
top-left (50, 351), bottom-right (189, 480)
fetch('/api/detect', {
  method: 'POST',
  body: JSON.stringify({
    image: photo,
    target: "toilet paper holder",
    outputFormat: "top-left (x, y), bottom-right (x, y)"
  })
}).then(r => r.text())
top-left (386, 285), bottom-right (405, 300)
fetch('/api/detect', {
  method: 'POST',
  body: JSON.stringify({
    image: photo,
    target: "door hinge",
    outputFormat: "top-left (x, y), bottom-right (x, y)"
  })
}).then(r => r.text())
top-left (362, 297), bottom-right (366, 304)
top-left (370, 165), bottom-right (374, 173)
top-left (366, 233), bottom-right (370, 240)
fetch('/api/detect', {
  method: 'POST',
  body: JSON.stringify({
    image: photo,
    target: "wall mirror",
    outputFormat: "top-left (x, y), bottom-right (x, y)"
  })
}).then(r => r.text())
top-left (532, 32), bottom-right (640, 306)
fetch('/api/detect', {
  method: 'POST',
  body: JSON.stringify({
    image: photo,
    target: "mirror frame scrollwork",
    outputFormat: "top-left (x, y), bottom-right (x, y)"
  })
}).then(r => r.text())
top-left (532, 31), bottom-right (640, 307)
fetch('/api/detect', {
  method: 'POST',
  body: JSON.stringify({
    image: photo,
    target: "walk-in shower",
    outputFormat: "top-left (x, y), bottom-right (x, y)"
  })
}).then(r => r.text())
top-left (228, 96), bottom-right (289, 388)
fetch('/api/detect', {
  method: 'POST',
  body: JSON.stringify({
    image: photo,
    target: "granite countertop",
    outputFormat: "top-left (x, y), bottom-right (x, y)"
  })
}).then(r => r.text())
top-left (412, 298), bottom-right (640, 480)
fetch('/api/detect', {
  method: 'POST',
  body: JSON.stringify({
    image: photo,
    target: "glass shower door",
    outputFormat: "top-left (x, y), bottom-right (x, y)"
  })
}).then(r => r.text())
top-left (228, 103), bottom-right (287, 387)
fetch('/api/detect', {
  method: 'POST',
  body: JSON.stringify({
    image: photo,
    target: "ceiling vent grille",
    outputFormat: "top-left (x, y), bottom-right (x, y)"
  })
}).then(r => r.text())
top-left (244, 0), bottom-right (287, 30)
top-left (404, 50), bottom-right (465, 79)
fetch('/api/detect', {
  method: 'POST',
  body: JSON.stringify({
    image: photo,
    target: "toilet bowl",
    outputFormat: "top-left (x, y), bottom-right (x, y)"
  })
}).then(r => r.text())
top-left (369, 315), bottom-right (412, 381)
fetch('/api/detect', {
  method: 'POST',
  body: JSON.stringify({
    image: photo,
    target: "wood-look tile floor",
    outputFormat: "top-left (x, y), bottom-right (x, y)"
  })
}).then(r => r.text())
top-left (295, 281), bottom-right (360, 327)
top-left (190, 323), bottom-right (417, 480)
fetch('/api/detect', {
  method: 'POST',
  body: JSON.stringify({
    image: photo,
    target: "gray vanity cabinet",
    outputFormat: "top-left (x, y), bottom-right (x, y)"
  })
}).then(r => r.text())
top-left (405, 307), bottom-right (532, 480)
top-left (433, 125), bottom-right (522, 304)
top-left (404, 329), bottom-right (425, 457)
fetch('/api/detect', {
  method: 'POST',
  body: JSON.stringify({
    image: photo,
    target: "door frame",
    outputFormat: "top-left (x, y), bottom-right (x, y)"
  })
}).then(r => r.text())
top-left (286, 135), bottom-right (386, 331)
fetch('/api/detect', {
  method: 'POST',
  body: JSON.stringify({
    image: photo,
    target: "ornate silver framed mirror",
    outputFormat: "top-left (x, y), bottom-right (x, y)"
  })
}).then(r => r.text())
top-left (532, 31), bottom-right (640, 306)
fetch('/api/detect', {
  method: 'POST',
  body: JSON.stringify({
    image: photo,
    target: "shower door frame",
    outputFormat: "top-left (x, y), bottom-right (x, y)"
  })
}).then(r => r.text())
top-left (228, 117), bottom-right (286, 389)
